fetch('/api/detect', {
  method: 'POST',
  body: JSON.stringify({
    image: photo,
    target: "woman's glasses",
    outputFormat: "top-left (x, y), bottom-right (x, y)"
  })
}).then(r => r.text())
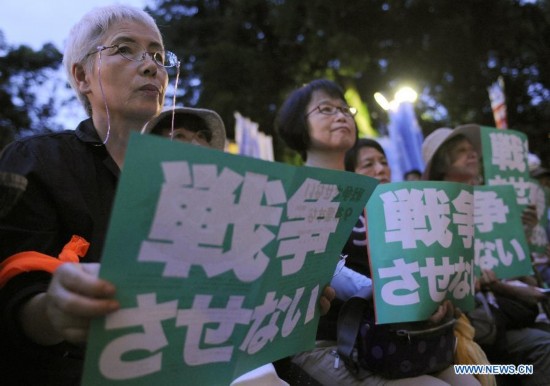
top-left (306, 103), bottom-right (358, 118)
top-left (91, 41), bottom-right (181, 145)
top-left (91, 41), bottom-right (179, 68)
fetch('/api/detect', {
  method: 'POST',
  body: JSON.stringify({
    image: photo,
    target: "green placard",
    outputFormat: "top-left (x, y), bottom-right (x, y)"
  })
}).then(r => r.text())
top-left (481, 126), bottom-right (530, 207)
top-left (82, 133), bottom-right (378, 385)
top-left (474, 185), bottom-right (533, 278)
top-left (479, 126), bottom-right (546, 260)
top-left (367, 181), bottom-right (475, 324)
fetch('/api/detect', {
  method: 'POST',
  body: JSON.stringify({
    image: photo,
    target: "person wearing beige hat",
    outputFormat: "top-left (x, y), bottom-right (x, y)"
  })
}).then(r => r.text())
top-left (142, 106), bottom-right (227, 150)
top-left (423, 124), bottom-right (539, 231)
top-left (421, 124), bottom-right (483, 185)
top-left (422, 124), bottom-right (550, 386)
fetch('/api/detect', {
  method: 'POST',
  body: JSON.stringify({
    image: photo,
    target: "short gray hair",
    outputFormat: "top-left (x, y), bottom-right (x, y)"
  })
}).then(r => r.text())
top-left (62, 4), bottom-right (162, 116)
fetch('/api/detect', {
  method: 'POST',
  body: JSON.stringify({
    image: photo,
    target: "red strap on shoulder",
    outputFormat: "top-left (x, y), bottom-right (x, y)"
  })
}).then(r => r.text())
top-left (0, 235), bottom-right (90, 288)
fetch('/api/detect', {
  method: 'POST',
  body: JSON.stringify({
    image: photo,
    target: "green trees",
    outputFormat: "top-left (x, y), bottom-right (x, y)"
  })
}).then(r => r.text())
top-left (0, 34), bottom-right (63, 141)
top-left (1, 1), bottom-right (548, 164)
top-left (150, 0), bottom-right (550, 164)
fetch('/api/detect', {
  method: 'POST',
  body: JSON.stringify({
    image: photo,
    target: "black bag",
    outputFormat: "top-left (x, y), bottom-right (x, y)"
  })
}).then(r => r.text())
top-left (337, 292), bottom-right (456, 379)
top-left (467, 291), bottom-right (538, 347)
top-left (495, 294), bottom-right (538, 329)
top-left (466, 292), bottom-right (501, 346)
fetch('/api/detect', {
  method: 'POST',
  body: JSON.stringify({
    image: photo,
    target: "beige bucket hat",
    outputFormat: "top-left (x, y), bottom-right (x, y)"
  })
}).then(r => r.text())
top-left (143, 106), bottom-right (226, 150)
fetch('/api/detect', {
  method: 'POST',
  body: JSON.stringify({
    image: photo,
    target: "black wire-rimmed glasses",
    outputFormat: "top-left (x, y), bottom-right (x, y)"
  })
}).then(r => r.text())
top-left (90, 41), bottom-right (179, 68)
top-left (306, 103), bottom-right (358, 118)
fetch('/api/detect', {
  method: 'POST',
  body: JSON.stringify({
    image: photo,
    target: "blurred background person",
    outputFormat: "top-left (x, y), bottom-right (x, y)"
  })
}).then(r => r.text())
top-left (143, 106), bottom-right (226, 150)
top-left (403, 169), bottom-right (422, 181)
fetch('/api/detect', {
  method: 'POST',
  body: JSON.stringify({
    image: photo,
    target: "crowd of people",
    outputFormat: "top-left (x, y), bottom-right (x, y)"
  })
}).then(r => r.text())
top-left (1, 3), bottom-right (549, 386)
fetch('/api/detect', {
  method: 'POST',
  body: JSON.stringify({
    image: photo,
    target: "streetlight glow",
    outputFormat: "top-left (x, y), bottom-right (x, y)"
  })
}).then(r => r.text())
top-left (394, 86), bottom-right (418, 103)
top-left (375, 86), bottom-right (418, 111)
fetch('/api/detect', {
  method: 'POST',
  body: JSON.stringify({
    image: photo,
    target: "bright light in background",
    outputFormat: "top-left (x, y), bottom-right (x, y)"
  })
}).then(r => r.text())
top-left (374, 85), bottom-right (424, 182)
top-left (394, 86), bottom-right (418, 104)
top-left (375, 86), bottom-right (418, 111)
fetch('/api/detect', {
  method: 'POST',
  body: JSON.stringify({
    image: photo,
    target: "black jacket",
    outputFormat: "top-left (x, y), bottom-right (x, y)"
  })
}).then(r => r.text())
top-left (0, 119), bottom-right (119, 385)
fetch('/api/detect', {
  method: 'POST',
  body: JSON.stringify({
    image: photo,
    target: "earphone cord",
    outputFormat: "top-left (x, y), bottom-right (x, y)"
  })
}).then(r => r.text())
top-left (169, 61), bottom-right (181, 141)
top-left (97, 51), bottom-right (111, 146)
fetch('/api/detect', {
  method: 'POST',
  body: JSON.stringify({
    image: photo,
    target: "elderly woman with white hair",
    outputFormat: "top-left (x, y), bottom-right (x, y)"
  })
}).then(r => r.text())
top-left (0, 5), bottom-right (178, 384)
top-left (0, 6), bottom-right (334, 384)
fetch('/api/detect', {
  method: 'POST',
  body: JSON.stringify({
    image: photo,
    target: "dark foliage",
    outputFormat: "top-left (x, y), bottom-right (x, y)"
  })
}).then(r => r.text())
top-left (0, 35), bottom-right (63, 140)
top-left (1, 1), bottom-right (548, 165)
top-left (149, 0), bottom-right (550, 165)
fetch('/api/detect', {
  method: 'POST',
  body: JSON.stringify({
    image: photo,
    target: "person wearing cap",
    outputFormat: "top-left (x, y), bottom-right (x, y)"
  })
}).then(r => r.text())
top-left (424, 125), bottom-right (539, 233)
top-left (422, 125), bottom-right (483, 185)
top-left (422, 125), bottom-right (550, 386)
top-left (142, 106), bottom-right (227, 150)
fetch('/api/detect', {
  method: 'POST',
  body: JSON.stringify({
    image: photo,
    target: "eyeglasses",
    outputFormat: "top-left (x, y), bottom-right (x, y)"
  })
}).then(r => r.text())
top-left (91, 41), bottom-right (179, 68)
top-left (306, 103), bottom-right (357, 118)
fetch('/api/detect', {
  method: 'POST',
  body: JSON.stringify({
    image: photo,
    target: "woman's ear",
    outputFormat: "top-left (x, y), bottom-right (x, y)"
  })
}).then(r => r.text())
top-left (73, 63), bottom-right (91, 95)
